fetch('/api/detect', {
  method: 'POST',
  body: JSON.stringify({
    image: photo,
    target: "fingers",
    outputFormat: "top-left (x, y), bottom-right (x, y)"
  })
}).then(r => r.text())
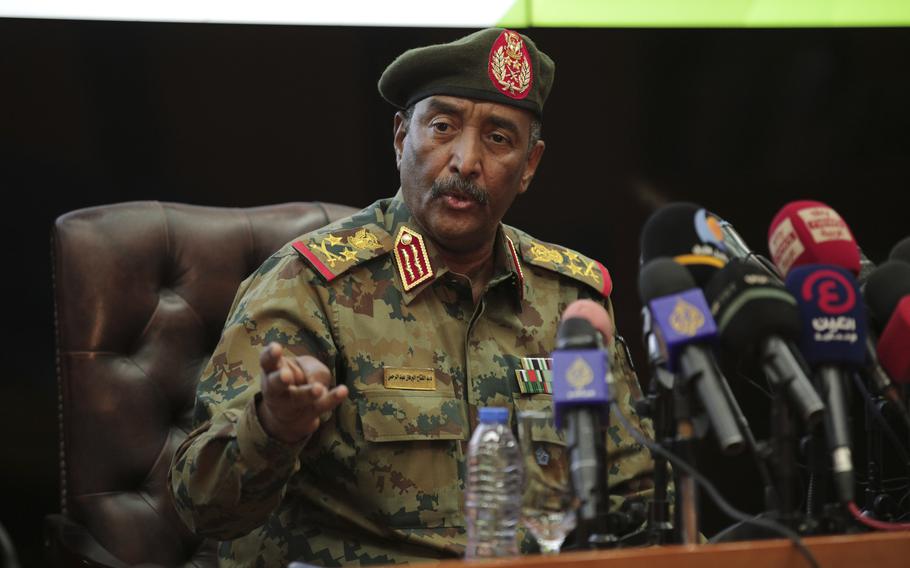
top-left (260, 343), bottom-right (347, 397)
top-left (263, 366), bottom-right (306, 396)
top-left (296, 355), bottom-right (332, 386)
top-left (260, 346), bottom-right (347, 404)
top-left (257, 347), bottom-right (348, 442)
top-left (303, 383), bottom-right (349, 416)
top-left (288, 356), bottom-right (347, 413)
top-left (286, 381), bottom-right (348, 410)
top-left (260, 342), bottom-right (283, 374)
top-left (260, 343), bottom-right (305, 386)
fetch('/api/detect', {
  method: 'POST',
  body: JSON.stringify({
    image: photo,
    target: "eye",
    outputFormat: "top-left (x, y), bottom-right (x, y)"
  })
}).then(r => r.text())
top-left (490, 132), bottom-right (511, 145)
top-left (431, 121), bottom-right (452, 133)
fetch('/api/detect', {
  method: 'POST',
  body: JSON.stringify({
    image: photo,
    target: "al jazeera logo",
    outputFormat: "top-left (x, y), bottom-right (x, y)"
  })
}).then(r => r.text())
top-left (566, 356), bottom-right (596, 399)
top-left (670, 298), bottom-right (706, 337)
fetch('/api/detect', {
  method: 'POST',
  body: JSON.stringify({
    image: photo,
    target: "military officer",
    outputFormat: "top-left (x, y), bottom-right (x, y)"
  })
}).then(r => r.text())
top-left (170, 27), bottom-right (657, 566)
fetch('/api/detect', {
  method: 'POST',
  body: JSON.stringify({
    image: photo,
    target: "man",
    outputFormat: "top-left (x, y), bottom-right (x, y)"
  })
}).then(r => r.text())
top-left (170, 28), bottom-right (656, 566)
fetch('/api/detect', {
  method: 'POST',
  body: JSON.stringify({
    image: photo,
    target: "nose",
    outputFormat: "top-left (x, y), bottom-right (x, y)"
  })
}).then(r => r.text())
top-left (448, 130), bottom-right (482, 180)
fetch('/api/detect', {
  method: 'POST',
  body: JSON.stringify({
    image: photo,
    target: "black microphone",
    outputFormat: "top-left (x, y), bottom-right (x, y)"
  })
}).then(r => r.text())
top-left (889, 236), bottom-right (910, 264)
top-left (639, 258), bottom-right (744, 454)
top-left (704, 258), bottom-right (825, 427)
top-left (640, 203), bottom-right (730, 288)
top-left (864, 261), bottom-right (910, 335)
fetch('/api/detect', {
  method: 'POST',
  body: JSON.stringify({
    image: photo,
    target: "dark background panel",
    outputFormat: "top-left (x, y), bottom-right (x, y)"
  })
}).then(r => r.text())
top-left (1, 19), bottom-right (908, 566)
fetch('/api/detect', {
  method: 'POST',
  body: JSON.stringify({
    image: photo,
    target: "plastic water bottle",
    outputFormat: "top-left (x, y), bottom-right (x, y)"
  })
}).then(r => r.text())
top-left (465, 406), bottom-right (523, 559)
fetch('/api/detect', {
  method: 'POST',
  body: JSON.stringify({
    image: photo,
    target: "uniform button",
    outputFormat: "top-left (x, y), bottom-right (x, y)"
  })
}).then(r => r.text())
top-left (400, 233), bottom-right (413, 245)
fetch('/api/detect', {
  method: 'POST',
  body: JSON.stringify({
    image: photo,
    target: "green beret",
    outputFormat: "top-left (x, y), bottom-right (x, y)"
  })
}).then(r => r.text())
top-left (378, 28), bottom-right (555, 117)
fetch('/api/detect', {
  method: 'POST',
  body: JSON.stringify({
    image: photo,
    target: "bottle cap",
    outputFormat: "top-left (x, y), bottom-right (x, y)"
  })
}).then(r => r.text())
top-left (478, 406), bottom-right (509, 424)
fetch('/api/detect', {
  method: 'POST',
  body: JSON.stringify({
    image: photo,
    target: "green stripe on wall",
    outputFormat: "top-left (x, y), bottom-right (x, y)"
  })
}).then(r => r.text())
top-left (497, 0), bottom-right (910, 28)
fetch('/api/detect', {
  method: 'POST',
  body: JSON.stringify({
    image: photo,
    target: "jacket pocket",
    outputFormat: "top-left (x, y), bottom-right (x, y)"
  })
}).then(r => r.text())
top-left (354, 388), bottom-right (467, 528)
top-left (514, 394), bottom-right (566, 446)
top-left (358, 389), bottom-right (467, 442)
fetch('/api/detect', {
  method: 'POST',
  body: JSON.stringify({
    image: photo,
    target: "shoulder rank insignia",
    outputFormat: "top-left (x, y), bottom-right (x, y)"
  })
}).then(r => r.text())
top-left (293, 225), bottom-right (390, 282)
top-left (515, 357), bottom-right (553, 394)
top-left (515, 234), bottom-right (613, 298)
top-left (393, 226), bottom-right (434, 291)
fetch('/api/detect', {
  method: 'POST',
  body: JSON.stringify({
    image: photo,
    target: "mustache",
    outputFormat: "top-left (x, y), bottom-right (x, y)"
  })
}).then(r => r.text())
top-left (429, 176), bottom-right (489, 205)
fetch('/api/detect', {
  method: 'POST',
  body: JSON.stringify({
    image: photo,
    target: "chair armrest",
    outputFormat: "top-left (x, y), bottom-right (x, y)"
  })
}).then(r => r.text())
top-left (44, 514), bottom-right (129, 568)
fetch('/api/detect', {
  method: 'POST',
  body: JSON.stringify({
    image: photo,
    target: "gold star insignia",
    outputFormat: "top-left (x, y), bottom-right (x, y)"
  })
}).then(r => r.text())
top-left (583, 261), bottom-right (601, 282)
top-left (324, 234), bottom-right (343, 247)
top-left (340, 249), bottom-right (359, 262)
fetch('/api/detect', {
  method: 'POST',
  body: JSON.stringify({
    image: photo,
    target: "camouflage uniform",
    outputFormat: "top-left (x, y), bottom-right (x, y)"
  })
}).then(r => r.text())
top-left (170, 193), bottom-right (656, 566)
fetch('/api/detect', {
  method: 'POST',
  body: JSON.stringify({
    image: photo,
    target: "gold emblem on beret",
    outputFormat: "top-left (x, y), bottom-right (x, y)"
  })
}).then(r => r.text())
top-left (489, 30), bottom-right (532, 99)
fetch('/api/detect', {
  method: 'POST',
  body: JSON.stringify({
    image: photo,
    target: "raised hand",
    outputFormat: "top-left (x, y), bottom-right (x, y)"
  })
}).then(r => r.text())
top-left (257, 342), bottom-right (348, 444)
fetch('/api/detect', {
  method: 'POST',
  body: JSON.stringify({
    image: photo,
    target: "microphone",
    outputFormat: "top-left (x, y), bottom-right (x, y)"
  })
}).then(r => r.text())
top-left (865, 261), bottom-right (910, 335)
top-left (552, 303), bottom-right (612, 529)
top-left (878, 297), bottom-right (910, 384)
top-left (768, 200), bottom-right (861, 277)
top-left (772, 201), bottom-right (908, 399)
top-left (784, 264), bottom-right (866, 504)
top-left (639, 258), bottom-right (744, 455)
top-left (704, 259), bottom-right (825, 427)
top-left (640, 203), bottom-right (729, 288)
top-left (864, 261), bottom-right (910, 384)
top-left (890, 236), bottom-right (910, 264)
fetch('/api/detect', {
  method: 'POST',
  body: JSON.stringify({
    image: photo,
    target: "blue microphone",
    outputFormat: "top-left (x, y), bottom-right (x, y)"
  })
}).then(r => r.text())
top-left (639, 258), bottom-right (744, 455)
top-left (786, 264), bottom-right (866, 503)
top-left (552, 313), bottom-right (611, 528)
top-left (648, 288), bottom-right (718, 373)
top-left (787, 265), bottom-right (867, 366)
top-left (552, 325), bottom-right (610, 429)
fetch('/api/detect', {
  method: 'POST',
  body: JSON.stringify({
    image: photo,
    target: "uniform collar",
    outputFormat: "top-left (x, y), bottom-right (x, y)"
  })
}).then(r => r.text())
top-left (382, 191), bottom-right (524, 305)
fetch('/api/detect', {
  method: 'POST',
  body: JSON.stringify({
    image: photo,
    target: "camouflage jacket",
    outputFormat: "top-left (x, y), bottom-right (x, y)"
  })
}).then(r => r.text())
top-left (170, 194), bottom-right (656, 566)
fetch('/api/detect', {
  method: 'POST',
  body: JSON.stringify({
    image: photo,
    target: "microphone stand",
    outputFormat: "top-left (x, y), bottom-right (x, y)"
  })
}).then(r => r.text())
top-left (639, 310), bottom-right (677, 545)
top-left (566, 410), bottom-right (617, 550)
top-left (801, 427), bottom-right (829, 535)
top-left (710, 372), bottom-right (796, 543)
top-left (638, 364), bottom-right (676, 545)
top-left (853, 369), bottom-right (909, 520)
top-left (864, 385), bottom-right (886, 517)
top-left (800, 383), bottom-right (853, 535)
top-left (770, 395), bottom-right (798, 529)
top-left (671, 369), bottom-right (700, 545)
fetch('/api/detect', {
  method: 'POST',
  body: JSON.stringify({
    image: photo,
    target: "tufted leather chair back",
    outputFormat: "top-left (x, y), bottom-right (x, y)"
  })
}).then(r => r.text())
top-left (51, 201), bottom-right (358, 567)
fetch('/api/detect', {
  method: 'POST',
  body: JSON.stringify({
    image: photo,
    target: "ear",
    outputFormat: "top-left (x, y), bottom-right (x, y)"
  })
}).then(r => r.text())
top-left (518, 140), bottom-right (546, 194)
top-left (393, 112), bottom-right (408, 170)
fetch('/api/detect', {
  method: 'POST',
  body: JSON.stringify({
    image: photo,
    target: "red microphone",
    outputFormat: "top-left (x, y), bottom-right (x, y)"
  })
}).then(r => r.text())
top-left (877, 295), bottom-right (910, 384)
top-left (767, 200), bottom-right (861, 276)
top-left (768, 201), bottom-right (864, 504)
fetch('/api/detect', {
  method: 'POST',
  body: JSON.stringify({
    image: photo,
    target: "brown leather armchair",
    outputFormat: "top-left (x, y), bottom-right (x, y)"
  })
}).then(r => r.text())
top-left (46, 201), bottom-right (358, 567)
